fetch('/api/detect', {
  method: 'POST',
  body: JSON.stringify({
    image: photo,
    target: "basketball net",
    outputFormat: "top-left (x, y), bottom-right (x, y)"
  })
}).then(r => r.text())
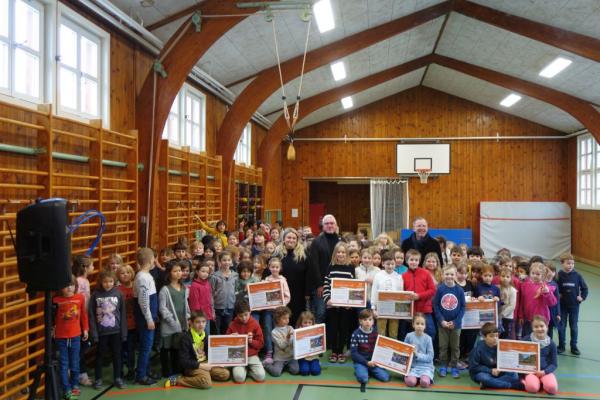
top-left (416, 169), bottom-right (431, 184)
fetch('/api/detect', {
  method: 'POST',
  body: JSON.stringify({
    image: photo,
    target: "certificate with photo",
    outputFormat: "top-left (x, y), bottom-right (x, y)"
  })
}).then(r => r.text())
top-left (208, 335), bottom-right (248, 367)
top-left (293, 323), bottom-right (326, 360)
top-left (372, 335), bottom-right (415, 375)
top-left (330, 278), bottom-right (367, 308)
top-left (461, 299), bottom-right (498, 329)
top-left (376, 291), bottom-right (414, 319)
top-left (247, 280), bottom-right (285, 311)
top-left (497, 339), bottom-right (540, 374)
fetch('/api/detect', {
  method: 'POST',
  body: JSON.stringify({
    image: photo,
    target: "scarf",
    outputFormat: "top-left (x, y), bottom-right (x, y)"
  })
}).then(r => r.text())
top-left (530, 334), bottom-right (551, 349)
top-left (191, 328), bottom-right (206, 362)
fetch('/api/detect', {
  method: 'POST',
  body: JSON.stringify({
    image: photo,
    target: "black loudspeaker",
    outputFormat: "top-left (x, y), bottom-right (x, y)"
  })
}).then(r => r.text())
top-left (16, 198), bottom-right (72, 292)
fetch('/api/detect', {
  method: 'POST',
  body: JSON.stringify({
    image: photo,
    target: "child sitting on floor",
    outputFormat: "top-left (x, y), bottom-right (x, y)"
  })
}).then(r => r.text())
top-left (523, 315), bottom-right (558, 395)
top-left (404, 313), bottom-right (434, 388)
top-left (295, 311), bottom-right (321, 376)
top-left (226, 300), bottom-right (265, 384)
top-left (264, 306), bottom-right (299, 377)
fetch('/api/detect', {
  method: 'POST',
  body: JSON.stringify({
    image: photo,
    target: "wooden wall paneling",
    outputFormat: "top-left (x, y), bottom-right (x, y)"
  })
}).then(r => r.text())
top-left (277, 87), bottom-right (568, 244)
top-left (309, 182), bottom-right (370, 233)
top-left (110, 35), bottom-right (137, 132)
top-left (206, 155), bottom-right (223, 224)
top-left (166, 146), bottom-right (190, 246)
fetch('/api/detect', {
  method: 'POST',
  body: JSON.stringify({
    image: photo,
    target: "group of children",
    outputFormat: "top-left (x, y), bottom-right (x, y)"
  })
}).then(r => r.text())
top-left (51, 223), bottom-right (588, 398)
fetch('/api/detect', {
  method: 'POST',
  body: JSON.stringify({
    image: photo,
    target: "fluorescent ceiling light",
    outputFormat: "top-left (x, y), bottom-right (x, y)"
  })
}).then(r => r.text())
top-left (341, 96), bottom-right (353, 109)
top-left (500, 93), bottom-right (522, 107)
top-left (313, 0), bottom-right (335, 33)
top-left (330, 61), bottom-right (346, 81)
top-left (539, 57), bottom-right (572, 78)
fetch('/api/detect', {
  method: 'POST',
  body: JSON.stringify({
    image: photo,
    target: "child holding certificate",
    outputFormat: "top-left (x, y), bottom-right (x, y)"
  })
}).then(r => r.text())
top-left (323, 242), bottom-right (356, 363)
top-left (404, 313), bottom-right (434, 388)
top-left (469, 323), bottom-right (523, 390)
top-left (350, 309), bottom-right (390, 392)
top-left (295, 312), bottom-right (321, 376)
top-left (371, 251), bottom-right (403, 338)
top-left (165, 311), bottom-right (230, 389)
top-left (523, 315), bottom-right (558, 395)
top-left (262, 257), bottom-right (291, 364)
top-left (264, 306), bottom-right (299, 377)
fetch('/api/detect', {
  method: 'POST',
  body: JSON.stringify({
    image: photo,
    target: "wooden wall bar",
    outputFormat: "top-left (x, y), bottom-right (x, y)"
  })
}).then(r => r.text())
top-left (277, 86), bottom-right (568, 242)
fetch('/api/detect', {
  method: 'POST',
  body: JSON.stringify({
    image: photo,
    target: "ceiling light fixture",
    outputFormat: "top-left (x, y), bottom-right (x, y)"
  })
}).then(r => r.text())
top-left (539, 57), bottom-right (572, 78)
top-left (330, 61), bottom-right (346, 81)
top-left (341, 96), bottom-right (353, 109)
top-left (500, 93), bottom-right (522, 107)
top-left (313, 0), bottom-right (335, 33)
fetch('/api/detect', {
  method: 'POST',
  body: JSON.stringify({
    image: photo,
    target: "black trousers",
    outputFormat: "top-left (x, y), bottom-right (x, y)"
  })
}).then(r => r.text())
top-left (326, 307), bottom-right (354, 354)
top-left (95, 334), bottom-right (122, 380)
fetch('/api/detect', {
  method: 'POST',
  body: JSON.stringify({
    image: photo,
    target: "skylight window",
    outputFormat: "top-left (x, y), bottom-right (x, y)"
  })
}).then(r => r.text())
top-left (341, 96), bottom-right (353, 109)
top-left (500, 93), bottom-right (521, 107)
top-left (539, 57), bottom-right (572, 78)
top-left (314, 0), bottom-right (335, 33)
top-left (330, 61), bottom-right (346, 81)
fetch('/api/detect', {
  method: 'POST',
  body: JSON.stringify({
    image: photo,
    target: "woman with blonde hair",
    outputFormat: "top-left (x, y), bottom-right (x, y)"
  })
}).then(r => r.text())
top-left (274, 228), bottom-right (311, 323)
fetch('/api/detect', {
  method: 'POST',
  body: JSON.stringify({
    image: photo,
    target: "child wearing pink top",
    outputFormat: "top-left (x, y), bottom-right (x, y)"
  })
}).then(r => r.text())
top-left (188, 262), bottom-right (215, 334)
top-left (518, 262), bottom-right (557, 338)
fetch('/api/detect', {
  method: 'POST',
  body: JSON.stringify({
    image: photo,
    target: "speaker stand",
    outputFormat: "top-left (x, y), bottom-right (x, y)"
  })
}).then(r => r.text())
top-left (28, 291), bottom-right (60, 400)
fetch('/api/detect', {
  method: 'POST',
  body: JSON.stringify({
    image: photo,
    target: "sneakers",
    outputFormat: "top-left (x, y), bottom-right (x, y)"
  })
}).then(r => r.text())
top-left (337, 354), bottom-right (347, 363)
top-left (557, 346), bottom-right (565, 354)
top-left (63, 391), bottom-right (73, 400)
top-left (451, 368), bottom-right (460, 378)
top-left (263, 351), bottom-right (274, 364)
top-left (79, 373), bottom-right (93, 387)
top-left (456, 360), bottom-right (469, 370)
top-left (571, 346), bottom-right (581, 356)
top-left (71, 388), bottom-right (81, 396)
top-left (360, 383), bottom-right (366, 393)
top-left (164, 375), bottom-right (178, 389)
top-left (136, 376), bottom-right (157, 386)
top-left (124, 370), bottom-right (135, 381)
top-left (93, 379), bottom-right (103, 390)
top-left (329, 353), bottom-right (338, 363)
top-left (114, 378), bottom-right (126, 389)
top-left (438, 367), bottom-right (447, 377)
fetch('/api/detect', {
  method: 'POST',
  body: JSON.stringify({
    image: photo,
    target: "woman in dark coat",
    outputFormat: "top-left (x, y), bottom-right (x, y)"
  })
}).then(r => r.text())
top-left (274, 228), bottom-right (312, 324)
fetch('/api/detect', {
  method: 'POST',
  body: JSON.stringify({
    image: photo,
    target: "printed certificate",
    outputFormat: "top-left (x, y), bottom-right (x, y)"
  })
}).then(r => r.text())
top-left (497, 339), bottom-right (540, 373)
top-left (293, 323), bottom-right (326, 359)
top-left (207, 335), bottom-right (248, 367)
top-left (330, 278), bottom-right (367, 308)
top-left (372, 335), bottom-right (415, 375)
top-left (461, 299), bottom-right (498, 329)
top-left (376, 291), bottom-right (414, 319)
top-left (247, 280), bottom-right (284, 311)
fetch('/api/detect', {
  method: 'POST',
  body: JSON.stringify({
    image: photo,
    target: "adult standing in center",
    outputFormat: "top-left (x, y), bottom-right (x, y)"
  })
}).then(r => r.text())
top-left (308, 215), bottom-right (341, 323)
top-left (401, 217), bottom-right (443, 266)
top-left (273, 228), bottom-right (312, 325)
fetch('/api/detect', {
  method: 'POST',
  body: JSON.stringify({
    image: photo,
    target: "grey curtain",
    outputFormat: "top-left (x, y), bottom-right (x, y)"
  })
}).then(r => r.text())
top-left (369, 179), bottom-right (408, 239)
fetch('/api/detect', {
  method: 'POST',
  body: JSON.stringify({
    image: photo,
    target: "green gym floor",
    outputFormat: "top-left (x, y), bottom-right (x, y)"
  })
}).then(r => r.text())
top-left (78, 262), bottom-right (600, 400)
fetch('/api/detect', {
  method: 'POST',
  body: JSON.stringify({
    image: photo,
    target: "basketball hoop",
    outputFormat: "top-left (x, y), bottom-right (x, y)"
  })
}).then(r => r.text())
top-left (416, 169), bottom-right (431, 184)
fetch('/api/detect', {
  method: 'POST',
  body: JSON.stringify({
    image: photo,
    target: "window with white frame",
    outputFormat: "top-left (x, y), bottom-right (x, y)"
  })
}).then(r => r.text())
top-left (57, 16), bottom-right (103, 118)
top-left (577, 134), bottom-right (600, 209)
top-left (0, 0), bottom-right (44, 102)
top-left (162, 84), bottom-right (206, 152)
top-left (234, 123), bottom-right (252, 165)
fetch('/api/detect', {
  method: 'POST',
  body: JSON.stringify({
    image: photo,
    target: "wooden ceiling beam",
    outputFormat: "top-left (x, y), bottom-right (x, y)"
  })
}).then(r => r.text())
top-left (258, 55), bottom-right (433, 175)
top-left (136, 0), bottom-right (267, 245)
top-left (146, 4), bottom-right (201, 31)
top-left (454, 0), bottom-right (600, 64)
top-left (431, 54), bottom-right (600, 142)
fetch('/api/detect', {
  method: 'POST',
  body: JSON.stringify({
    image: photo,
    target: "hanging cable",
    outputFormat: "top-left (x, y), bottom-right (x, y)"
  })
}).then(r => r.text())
top-left (68, 209), bottom-right (106, 256)
top-left (271, 16), bottom-right (291, 131)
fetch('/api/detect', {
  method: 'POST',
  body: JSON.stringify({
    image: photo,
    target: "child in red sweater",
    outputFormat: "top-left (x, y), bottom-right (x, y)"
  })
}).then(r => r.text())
top-left (188, 262), bottom-right (215, 334)
top-left (53, 275), bottom-right (89, 398)
top-left (403, 249), bottom-right (437, 339)
top-left (226, 300), bottom-right (265, 383)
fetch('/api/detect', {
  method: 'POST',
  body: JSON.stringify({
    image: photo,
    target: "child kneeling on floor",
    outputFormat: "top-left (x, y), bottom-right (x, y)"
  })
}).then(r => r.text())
top-left (227, 300), bottom-right (266, 383)
top-left (350, 309), bottom-right (390, 392)
top-left (469, 322), bottom-right (524, 390)
top-left (165, 311), bottom-right (230, 389)
top-left (265, 306), bottom-right (299, 376)
top-left (403, 313), bottom-right (434, 388)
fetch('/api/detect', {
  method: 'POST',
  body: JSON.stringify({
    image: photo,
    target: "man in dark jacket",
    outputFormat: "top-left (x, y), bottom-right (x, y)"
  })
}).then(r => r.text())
top-left (401, 217), bottom-right (443, 266)
top-left (308, 214), bottom-right (341, 323)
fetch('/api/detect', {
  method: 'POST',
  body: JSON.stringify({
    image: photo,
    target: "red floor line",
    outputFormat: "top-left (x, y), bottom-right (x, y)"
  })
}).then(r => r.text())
top-left (105, 379), bottom-right (600, 398)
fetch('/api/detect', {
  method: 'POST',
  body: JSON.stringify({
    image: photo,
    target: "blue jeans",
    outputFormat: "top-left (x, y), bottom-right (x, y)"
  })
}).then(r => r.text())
top-left (311, 290), bottom-right (326, 324)
top-left (501, 318), bottom-right (513, 339)
top-left (353, 363), bottom-right (390, 384)
top-left (262, 310), bottom-right (274, 353)
top-left (215, 308), bottom-right (234, 334)
top-left (473, 371), bottom-right (521, 389)
top-left (56, 337), bottom-right (80, 392)
top-left (559, 304), bottom-right (579, 347)
top-left (424, 313), bottom-right (436, 342)
top-left (298, 359), bottom-right (321, 376)
top-left (136, 324), bottom-right (155, 380)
